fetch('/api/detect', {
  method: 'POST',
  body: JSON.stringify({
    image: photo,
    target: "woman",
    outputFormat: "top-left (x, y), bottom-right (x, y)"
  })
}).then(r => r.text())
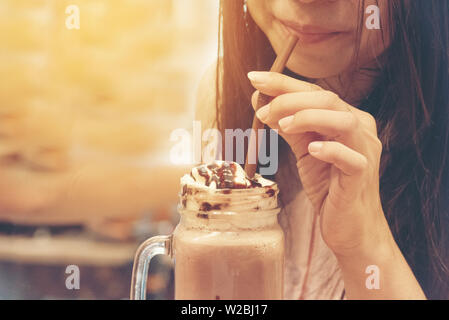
top-left (196, 0), bottom-right (449, 299)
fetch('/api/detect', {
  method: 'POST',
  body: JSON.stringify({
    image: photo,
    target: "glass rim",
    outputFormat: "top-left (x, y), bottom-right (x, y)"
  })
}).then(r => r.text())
top-left (177, 205), bottom-right (282, 218)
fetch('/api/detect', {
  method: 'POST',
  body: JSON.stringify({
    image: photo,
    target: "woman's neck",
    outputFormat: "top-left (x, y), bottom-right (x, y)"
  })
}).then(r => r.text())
top-left (315, 68), bottom-right (380, 107)
top-left (285, 64), bottom-right (381, 107)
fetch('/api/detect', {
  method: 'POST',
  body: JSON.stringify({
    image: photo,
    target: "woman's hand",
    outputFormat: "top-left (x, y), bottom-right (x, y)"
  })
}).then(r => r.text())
top-left (248, 71), bottom-right (395, 259)
top-left (248, 71), bottom-right (427, 300)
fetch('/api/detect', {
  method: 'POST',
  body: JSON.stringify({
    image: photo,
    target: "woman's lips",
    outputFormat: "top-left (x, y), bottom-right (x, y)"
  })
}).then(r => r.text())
top-left (278, 20), bottom-right (345, 44)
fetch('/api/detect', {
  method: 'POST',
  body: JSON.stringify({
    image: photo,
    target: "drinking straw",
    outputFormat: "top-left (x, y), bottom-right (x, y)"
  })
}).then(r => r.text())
top-left (244, 35), bottom-right (299, 178)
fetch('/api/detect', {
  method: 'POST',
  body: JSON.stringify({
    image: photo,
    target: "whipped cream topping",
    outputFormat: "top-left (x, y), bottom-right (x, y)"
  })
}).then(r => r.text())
top-left (179, 161), bottom-right (278, 214)
top-left (181, 161), bottom-right (274, 190)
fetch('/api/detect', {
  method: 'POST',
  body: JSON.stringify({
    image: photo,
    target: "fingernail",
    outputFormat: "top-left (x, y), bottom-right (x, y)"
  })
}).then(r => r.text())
top-left (309, 142), bottom-right (324, 154)
top-left (256, 104), bottom-right (270, 121)
top-left (248, 71), bottom-right (269, 84)
top-left (278, 115), bottom-right (294, 131)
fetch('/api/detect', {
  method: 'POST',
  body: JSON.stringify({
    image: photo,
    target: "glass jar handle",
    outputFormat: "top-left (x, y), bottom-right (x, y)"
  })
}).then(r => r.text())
top-left (130, 235), bottom-right (172, 300)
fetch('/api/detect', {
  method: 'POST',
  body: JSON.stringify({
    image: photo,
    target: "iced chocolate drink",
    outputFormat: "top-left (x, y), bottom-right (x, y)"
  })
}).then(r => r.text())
top-left (130, 161), bottom-right (284, 300)
top-left (174, 161), bottom-right (284, 300)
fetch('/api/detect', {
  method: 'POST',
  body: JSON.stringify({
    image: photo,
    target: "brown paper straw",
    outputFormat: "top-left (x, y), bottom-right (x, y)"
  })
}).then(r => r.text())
top-left (245, 35), bottom-right (299, 178)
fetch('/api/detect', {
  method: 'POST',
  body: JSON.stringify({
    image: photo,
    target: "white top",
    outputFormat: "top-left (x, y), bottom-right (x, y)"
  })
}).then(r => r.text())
top-left (280, 188), bottom-right (345, 299)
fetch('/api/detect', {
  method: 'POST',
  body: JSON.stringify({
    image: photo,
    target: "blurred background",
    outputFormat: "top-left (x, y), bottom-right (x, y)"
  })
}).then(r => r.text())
top-left (0, 0), bottom-right (219, 299)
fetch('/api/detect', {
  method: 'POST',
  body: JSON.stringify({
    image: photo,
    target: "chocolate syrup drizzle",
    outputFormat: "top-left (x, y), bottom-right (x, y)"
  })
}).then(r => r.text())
top-left (181, 162), bottom-right (277, 214)
top-left (195, 162), bottom-right (262, 189)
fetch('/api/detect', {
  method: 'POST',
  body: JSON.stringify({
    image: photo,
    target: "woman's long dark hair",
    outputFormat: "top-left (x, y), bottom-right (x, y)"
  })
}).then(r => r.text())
top-left (216, 0), bottom-right (449, 299)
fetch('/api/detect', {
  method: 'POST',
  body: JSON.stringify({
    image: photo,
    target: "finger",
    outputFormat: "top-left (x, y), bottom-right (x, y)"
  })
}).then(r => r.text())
top-left (251, 92), bottom-right (320, 158)
top-left (278, 109), bottom-right (358, 139)
top-left (248, 71), bottom-right (322, 96)
top-left (251, 90), bottom-right (264, 111)
top-left (287, 132), bottom-right (324, 160)
top-left (308, 141), bottom-right (367, 176)
top-left (255, 90), bottom-right (350, 125)
top-left (251, 90), bottom-right (258, 109)
top-left (251, 92), bottom-right (322, 156)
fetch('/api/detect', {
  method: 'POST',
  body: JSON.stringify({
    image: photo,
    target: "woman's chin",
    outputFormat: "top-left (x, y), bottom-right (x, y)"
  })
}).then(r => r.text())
top-left (267, 29), bottom-right (353, 80)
